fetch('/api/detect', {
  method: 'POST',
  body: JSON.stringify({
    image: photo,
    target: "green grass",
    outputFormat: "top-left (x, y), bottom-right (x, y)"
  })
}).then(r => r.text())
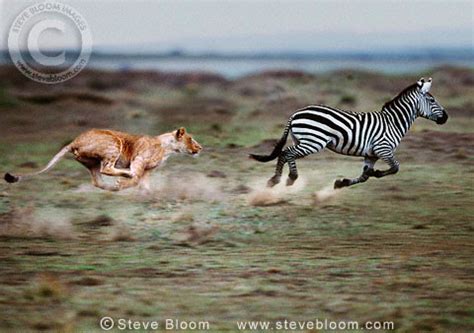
top-left (1, 152), bottom-right (472, 332)
top-left (0, 85), bottom-right (19, 108)
top-left (0, 68), bottom-right (473, 332)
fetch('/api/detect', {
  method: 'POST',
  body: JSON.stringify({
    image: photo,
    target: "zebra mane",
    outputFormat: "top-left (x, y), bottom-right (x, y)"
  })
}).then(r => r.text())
top-left (382, 83), bottom-right (419, 110)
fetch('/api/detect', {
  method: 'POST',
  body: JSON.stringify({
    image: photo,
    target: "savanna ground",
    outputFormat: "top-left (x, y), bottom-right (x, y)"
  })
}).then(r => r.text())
top-left (0, 65), bottom-right (473, 332)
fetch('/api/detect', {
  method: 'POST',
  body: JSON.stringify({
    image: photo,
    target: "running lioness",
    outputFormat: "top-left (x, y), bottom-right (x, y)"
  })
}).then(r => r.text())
top-left (4, 128), bottom-right (202, 191)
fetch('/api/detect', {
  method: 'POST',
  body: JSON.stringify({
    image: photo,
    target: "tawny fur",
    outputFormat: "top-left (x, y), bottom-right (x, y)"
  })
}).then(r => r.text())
top-left (4, 127), bottom-right (202, 192)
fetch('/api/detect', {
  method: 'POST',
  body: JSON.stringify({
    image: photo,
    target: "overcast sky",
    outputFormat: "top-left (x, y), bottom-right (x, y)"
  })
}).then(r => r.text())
top-left (0, 0), bottom-right (472, 52)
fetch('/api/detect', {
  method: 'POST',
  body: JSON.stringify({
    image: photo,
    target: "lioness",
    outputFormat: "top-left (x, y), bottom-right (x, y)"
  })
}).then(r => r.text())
top-left (4, 127), bottom-right (202, 191)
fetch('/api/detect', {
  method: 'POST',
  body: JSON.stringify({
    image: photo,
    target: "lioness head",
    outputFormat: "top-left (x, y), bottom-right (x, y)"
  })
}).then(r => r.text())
top-left (175, 127), bottom-right (202, 156)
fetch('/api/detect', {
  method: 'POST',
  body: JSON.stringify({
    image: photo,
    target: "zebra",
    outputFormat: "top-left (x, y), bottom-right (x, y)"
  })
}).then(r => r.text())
top-left (250, 78), bottom-right (448, 189)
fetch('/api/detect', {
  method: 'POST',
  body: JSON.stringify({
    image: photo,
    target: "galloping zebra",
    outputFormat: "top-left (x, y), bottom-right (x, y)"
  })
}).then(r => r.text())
top-left (250, 78), bottom-right (448, 189)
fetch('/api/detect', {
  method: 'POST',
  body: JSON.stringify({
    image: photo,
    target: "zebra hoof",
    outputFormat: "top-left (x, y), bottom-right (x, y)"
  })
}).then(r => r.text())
top-left (286, 178), bottom-right (296, 186)
top-left (334, 178), bottom-right (350, 189)
top-left (267, 176), bottom-right (280, 188)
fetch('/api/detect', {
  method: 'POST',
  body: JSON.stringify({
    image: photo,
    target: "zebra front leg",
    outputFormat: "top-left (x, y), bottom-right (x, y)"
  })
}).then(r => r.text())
top-left (334, 157), bottom-right (378, 189)
top-left (366, 155), bottom-right (399, 178)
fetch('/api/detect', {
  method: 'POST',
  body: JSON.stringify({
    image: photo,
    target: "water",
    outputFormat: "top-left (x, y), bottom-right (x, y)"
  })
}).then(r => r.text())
top-left (1, 52), bottom-right (472, 78)
top-left (87, 57), bottom-right (473, 78)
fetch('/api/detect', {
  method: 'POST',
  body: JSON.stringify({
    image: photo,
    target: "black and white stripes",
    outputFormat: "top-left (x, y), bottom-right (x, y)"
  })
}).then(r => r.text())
top-left (250, 77), bottom-right (448, 189)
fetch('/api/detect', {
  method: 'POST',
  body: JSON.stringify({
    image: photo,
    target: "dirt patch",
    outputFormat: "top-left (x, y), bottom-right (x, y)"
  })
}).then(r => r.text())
top-left (80, 215), bottom-right (115, 228)
top-left (72, 276), bottom-right (104, 286)
top-left (239, 70), bottom-right (316, 81)
top-left (330, 69), bottom-right (409, 93)
top-left (155, 96), bottom-right (235, 125)
top-left (0, 65), bottom-right (229, 90)
top-left (431, 65), bottom-right (474, 86)
top-left (107, 222), bottom-right (135, 242)
top-left (444, 103), bottom-right (474, 117)
top-left (29, 273), bottom-right (69, 299)
top-left (15, 92), bottom-right (114, 105)
top-left (0, 100), bottom-right (119, 141)
top-left (249, 139), bottom-right (279, 153)
top-left (403, 131), bottom-right (474, 163)
top-left (172, 221), bottom-right (219, 246)
top-left (207, 170), bottom-right (227, 178)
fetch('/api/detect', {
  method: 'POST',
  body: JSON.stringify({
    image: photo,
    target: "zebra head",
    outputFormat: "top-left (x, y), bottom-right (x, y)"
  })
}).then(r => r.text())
top-left (416, 78), bottom-right (448, 125)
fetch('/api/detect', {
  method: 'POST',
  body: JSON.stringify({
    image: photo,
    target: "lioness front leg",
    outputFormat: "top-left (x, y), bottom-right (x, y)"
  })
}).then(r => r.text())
top-left (111, 157), bottom-right (147, 191)
top-left (138, 171), bottom-right (152, 193)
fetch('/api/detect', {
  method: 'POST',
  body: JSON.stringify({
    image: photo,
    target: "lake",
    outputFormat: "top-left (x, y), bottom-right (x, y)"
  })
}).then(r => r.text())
top-left (87, 57), bottom-right (473, 78)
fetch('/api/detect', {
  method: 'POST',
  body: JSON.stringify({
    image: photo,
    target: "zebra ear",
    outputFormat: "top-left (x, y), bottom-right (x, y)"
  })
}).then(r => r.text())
top-left (421, 77), bottom-right (432, 94)
top-left (416, 77), bottom-right (425, 87)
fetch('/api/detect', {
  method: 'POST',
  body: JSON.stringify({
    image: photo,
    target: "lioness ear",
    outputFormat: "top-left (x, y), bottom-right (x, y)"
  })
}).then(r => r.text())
top-left (176, 127), bottom-right (186, 140)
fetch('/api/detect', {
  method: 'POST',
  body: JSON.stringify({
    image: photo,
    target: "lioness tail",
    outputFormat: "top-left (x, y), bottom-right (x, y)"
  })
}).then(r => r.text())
top-left (4, 145), bottom-right (71, 183)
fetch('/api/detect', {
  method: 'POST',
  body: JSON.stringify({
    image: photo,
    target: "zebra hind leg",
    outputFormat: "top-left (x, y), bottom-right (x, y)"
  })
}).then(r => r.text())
top-left (267, 143), bottom-right (318, 187)
top-left (334, 157), bottom-right (378, 189)
top-left (285, 144), bottom-right (318, 186)
top-left (286, 157), bottom-right (298, 186)
top-left (267, 144), bottom-right (305, 187)
top-left (267, 154), bottom-right (286, 187)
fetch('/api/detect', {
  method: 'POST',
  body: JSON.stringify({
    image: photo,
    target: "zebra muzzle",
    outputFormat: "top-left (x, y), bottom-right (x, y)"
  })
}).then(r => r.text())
top-left (436, 112), bottom-right (448, 125)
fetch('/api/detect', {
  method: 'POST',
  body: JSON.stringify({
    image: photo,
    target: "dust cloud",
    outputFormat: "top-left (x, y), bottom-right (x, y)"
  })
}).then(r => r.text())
top-left (247, 177), bottom-right (307, 206)
top-left (152, 172), bottom-right (226, 202)
top-left (313, 184), bottom-right (341, 204)
top-left (0, 206), bottom-right (77, 240)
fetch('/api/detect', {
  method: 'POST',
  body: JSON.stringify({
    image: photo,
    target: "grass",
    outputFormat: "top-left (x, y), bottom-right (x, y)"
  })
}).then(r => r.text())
top-left (0, 85), bottom-right (18, 108)
top-left (0, 66), bottom-right (473, 332)
top-left (1, 156), bottom-right (472, 332)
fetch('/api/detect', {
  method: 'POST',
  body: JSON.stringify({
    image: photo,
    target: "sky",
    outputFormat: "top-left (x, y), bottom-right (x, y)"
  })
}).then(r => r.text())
top-left (0, 0), bottom-right (472, 53)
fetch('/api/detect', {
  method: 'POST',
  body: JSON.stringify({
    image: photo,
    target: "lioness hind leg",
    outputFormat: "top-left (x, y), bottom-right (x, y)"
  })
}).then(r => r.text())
top-left (75, 155), bottom-right (100, 169)
top-left (88, 166), bottom-right (119, 191)
top-left (73, 141), bottom-right (132, 179)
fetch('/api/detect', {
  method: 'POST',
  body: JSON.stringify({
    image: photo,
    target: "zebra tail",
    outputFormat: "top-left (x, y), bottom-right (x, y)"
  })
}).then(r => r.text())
top-left (4, 145), bottom-right (71, 183)
top-left (249, 118), bottom-right (292, 162)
